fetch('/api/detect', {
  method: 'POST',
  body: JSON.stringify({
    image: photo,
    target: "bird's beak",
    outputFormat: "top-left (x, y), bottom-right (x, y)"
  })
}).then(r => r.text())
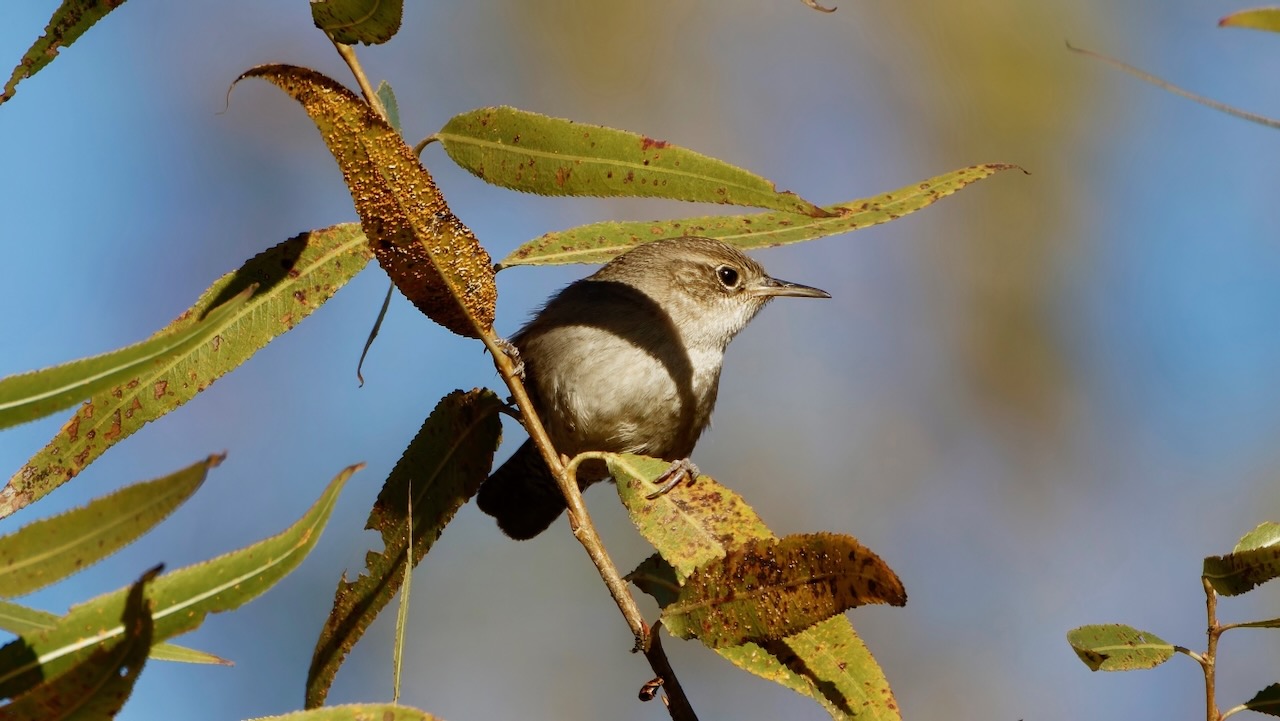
top-left (750, 276), bottom-right (831, 299)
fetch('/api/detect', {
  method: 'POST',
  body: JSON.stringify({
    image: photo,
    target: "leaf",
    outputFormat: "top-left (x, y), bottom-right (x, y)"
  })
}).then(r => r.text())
top-left (626, 554), bottom-right (682, 608)
top-left (0, 600), bottom-right (229, 666)
top-left (1205, 544), bottom-right (1280, 596)
top-left (0, 465), bottom-right (357, 700)
top-left (1066, 43), bottom-right (1280, 130)
top-left (612, 454), bottom-right (901, 720)
top-left (435, 106), bottom-right (829, 216)
top-left (376, 80), bottom-right (401, 133)
top-left (1220, 8), bottom-right (1280, 33)
top-left (1066, 624), bottom-right (1174, 671)
top-left (1235, 522), bottom-right (1280, 552)
top-left (498, 163), bottom-right (1018, 268)
top-left (662, 533), bottom-right (905, 648)
top-left (0, 456), bottom-right (219, 598)
top-left (1244, 683), bottom-right (1280, 717)
top-left (1230, 617), bottom-right (1280, 630)
top-left (610, 454), bottom-right (773, 572)
top-left (306, 390), bottom-right (502, 708)
top-left (235, 66), bottom-right (496, 339)
top-left (2, 0), bottom-right (129, 105)
top-left (246, 704), bottom-right (439, 721)
top-left (0, 288), bottom-right (253, 432)
top-left (311, 0), bottom-right (403, 45)
top-left (0, 566), bottom-right (155, 721)
top-left (2, 224), bottom-right (372, 519)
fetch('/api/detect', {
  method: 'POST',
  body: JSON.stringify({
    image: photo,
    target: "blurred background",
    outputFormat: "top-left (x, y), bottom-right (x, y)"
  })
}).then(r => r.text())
top-left (3, 1), bottom-right (1279, 719)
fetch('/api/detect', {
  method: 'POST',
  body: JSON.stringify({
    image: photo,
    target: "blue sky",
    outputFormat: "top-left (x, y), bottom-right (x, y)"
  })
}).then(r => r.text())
top-left (2, 2), bottom-right (1280, 720)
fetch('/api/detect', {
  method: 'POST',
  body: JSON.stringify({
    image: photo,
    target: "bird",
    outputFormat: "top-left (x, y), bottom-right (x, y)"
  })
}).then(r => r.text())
top-left (476, 236), bottom-right (829, 539)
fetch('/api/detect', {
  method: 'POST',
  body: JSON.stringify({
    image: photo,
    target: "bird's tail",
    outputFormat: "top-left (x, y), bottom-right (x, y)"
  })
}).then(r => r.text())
top-left (476, 439), bottom-right (568, 540)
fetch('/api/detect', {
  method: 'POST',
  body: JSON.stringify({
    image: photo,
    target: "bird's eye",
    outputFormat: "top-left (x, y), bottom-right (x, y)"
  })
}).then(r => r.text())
top-left (716, 265), bottom-right (740, 288)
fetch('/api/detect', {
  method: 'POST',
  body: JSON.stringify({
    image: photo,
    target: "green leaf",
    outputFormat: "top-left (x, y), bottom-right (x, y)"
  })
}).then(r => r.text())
top-left (0, 566), bottom-right (155, 721)
top-left (2, 224), bottom-right (373, 519)
top-left (0, 600), bottom-right (228, 666)
top-left (0, 288), bottom-right (253, 432)
top-left (1220, 8), bottom-right (1280, 33)
top-left (376, 80), bottom-right (401, 133)
top-left (1244, 683), bottom-right (1280, 717)
top-left (236, 66), bottom-right (497, 339)
top-left (0, 465), bottom-right (357, 699)
top-left (1204, 544), bottom-right (1280, 596)
top-left (306, 390), bottom-right (502, 708)
top-left (1066, 624), bottom-right (1175, 671)
top-left (311, 0), bottom-right (403, 45)
top-left (610, 453), bottom-right (773, 572)
top-left (435, 106), bottom-right (830, 216)
top-left (2, 0), bottom-right (130, 106)
top-left (1229, 617), bottom-right (1280, 630)
top-left (497, 163), bottom-right (1018, 268)
top-left (246, 704), bottom-right (439, 721)
top-left (0, 456), bottom-right (219, 598)
top-left (662, 533), bottom-right (906, 648)
top-left (626, 554), bottom-right (682, 608)
top-left (1235, 522), bottom-right (1280, 552)
top-left (611, 454), bottom-right (900, 720)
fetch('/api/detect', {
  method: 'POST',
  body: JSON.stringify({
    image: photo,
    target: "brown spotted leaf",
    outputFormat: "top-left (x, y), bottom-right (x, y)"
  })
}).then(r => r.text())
top-left (306, 389), bottom-right (503, 708)
top-left (661, 533), bottom-right (905, 648)
top-left (3, 224), bottom-right (372, 519)
top-left (613, 455), bottom-right (902, 719)
top-left (1066, 624), bottom-right (1175, 672)
top-left (435, 106), bottom-right (829, 216)
top-left (235, 65), bottom-right (496, 338)
top-left (1204, 526), bottom-right (1280, 596)
top-left (2, 0), bottom-right (129, 105)
top-left (499, 164), bottom-right (1018, 268)
top-left (0, 566), bottom-right (155, 719)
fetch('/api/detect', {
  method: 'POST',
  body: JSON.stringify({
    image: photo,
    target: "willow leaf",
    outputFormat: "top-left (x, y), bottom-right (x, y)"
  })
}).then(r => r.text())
top-left (499, 163), bottom-right (1017, 268)
top-left (0, 465), bottom-right (356, 699)
top-left (2, 0), bottom-right (130, 105)
top-left (611, 453), bottom-right (901, 720)
top-left (235, 65), bottom-right (496, 339)
top-left (436, 106), bottom-right (828, 216)
top-left (0, 289), bottom-right (252, 431)
top-left (0, 600), bottom-right (228, 666)
top-left (0, 456), bottom-right (219, 598)
top-left (3, 224), bottom-right (372, 519)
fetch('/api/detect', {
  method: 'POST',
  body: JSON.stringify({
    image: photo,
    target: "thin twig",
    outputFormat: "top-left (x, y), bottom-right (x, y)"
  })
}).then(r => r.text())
top-left (331, 38), bottom-right (387, 118)
top-left (1203, 576), bottom-right (1222, 721)
top-left (329, 36), bottom-right (697, 721)
top-left (1066, 41), bottom-right (1280, 130)
top-left (479, 330), bottom-right (699, 721)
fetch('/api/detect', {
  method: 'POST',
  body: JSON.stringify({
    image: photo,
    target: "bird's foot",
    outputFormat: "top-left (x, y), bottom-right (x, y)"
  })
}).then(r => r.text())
top-left (492, 337), bottom-right (525, 379)
top-left (645, 458), bottom-right (700, 499)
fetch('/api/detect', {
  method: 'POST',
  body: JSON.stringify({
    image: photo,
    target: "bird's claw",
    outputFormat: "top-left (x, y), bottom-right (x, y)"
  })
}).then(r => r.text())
top-left (493, 337), bottom-right (525, 379)
top-left (645, 459), bottom-right (699, 499)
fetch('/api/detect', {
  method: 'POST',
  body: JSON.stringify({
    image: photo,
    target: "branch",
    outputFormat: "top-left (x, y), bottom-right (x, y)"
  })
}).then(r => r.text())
top-left (480, 331), bottom-right (698, 721)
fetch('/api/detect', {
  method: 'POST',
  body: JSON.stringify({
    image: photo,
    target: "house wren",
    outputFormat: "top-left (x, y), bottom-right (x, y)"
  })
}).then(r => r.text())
top-left (476, 236), bottom-right (829, 539)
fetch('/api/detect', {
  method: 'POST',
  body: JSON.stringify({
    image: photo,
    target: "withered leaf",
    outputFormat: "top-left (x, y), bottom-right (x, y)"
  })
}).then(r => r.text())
top-left (663, 532), bottom-right (906, 648)
top-left (235, 65), bottom-right (496, 338)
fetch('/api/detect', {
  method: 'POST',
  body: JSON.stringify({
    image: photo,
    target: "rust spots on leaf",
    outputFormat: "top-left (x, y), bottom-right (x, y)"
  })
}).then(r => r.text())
top-left (153, 380), bottom-right (169, 400)
top-left (64, 414), bottom-right (81, 442)
top-left (640, 136), bottom-right (670, 151)
top-left (555, 166), bottom-right (571, 187)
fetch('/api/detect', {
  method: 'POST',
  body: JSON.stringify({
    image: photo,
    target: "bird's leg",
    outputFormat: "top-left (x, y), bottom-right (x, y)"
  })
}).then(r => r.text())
top-left (492, 337), bottom-right (525, 379)
top-left (645, 458), bottom-right (700, 499)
